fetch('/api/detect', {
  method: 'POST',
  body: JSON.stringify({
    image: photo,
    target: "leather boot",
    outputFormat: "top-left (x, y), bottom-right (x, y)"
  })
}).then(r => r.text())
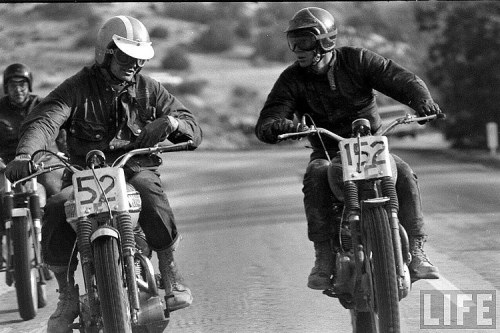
top-left (47, 267), bottom-right (79, 333)
top-left (307, 240), bottom-right (334, 290)
top-left (157, 238), bottom-right (193, 312)
top-left (409, 236), bottom-right (440, 281)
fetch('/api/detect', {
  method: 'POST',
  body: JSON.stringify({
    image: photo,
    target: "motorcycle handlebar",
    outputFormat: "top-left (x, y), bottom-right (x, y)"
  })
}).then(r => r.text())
top-left (277, 113), bottom-right (445, 142)
top-left (113, 140), bottom-right (195, 167)
top-left (12, 140), bottom-right (196, 187)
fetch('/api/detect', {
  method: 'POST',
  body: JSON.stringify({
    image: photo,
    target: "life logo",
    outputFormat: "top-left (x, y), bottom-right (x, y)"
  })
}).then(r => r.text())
top-left (420, 290), bottom-right (496, 329)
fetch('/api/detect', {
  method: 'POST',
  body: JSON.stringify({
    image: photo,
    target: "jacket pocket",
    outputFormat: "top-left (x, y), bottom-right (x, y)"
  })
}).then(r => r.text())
top-left (68, 119), bottom-right (108, 157)
top-left (69, 119), bottom-right (106, 142)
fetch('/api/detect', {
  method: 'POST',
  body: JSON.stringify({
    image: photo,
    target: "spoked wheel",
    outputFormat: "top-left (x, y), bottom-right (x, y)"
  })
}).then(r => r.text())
top-left (358, 205), bottom-right (400, 333)
top-left (12, 216), bottom-right (38, 320)
top-left (93, 236), bottom-right (132, 333)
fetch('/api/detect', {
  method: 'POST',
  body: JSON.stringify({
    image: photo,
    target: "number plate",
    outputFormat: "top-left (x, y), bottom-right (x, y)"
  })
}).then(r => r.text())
top-left (339, 136), bottom-right (392, 181)
top-left (72, 167), bottom-right (128, 217)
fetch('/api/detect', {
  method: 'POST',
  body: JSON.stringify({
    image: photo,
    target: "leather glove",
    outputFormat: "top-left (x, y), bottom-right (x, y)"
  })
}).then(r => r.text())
top-left (5, 154), bottom-right (34, 183)
top-left (271, 119), bottom-right (296, 140)
top-left (413, 99), bottom-right (441, 124)
top-left (135, 116), bottom-right (179, 148)
top-left (271, 119), bottom-right (310, 141)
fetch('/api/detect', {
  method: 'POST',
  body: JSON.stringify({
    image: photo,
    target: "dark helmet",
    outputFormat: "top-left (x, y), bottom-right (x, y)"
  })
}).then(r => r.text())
top-left (285, 7), bottom-right (337, 52)
top-left (3, 63), bottom-right (33, 94)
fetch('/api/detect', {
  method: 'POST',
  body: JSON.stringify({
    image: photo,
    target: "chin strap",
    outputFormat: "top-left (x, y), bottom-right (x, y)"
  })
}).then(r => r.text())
top-left (312, 52), bottom-right (323, 66)
top-left (105, 67), bottom-right (128, 86)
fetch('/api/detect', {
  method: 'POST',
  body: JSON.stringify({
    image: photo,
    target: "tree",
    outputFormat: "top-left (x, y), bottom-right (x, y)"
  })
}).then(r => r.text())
top-left (417, 2), bottom-right (500, 148)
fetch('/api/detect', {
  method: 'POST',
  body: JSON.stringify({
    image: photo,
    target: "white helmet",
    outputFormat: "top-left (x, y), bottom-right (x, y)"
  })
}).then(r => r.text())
top-left (95, 16), bottom-right (154, 66)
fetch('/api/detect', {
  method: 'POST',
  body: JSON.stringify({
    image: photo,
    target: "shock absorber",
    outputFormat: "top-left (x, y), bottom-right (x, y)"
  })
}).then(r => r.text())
top-left (116, 211), bottom-right (140, 322)
top-left (76, 216), bottom-right (101, 315)
top-left (28, 188), bottom-right (45, 283)
top-left (381, 176), bottom-right (398, 212)
top-left (3, 188), bottom-right (14, 285)
top-left (76, 217), bottom-right (93, 286)
top-left (344, 180), bottom-right (360, 222)
top-left (29, 185), bottom-right (42, 245)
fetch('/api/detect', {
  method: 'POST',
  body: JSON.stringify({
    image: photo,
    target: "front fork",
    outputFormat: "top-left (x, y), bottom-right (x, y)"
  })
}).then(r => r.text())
top-left (2, 179), bottom-right (45, 285)
top-left (75, 212), bottom-right (141, 326)
top-left (380, 176), bottom-right (411, 299)
top-left (343, 178), bottom-right (410, 301)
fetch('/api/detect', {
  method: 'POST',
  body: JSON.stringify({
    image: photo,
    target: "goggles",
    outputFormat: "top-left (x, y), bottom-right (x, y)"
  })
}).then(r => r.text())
top-left (7, 79), bottom-right (29, 90)
top-left (111, 48), bottom-right (146, 68)
top-left (287, 31), bottom-right (319, 52)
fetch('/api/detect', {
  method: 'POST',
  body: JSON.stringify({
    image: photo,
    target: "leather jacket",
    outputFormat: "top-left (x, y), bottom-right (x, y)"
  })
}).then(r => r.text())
top-left (17, 65), bottom-right (202, 167)
top-left (255, 47), bottom-right (434, 152)
top-left (0, 95), bottom-right (42, 162)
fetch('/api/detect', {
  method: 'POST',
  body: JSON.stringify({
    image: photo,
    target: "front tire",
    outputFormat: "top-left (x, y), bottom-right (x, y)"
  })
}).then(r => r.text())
top-left (12, 216), bottom-right (38, 320)
top-left (360, 206), bottom-right (400, 333)
top-left (93, 236), bottom-right (132, 333)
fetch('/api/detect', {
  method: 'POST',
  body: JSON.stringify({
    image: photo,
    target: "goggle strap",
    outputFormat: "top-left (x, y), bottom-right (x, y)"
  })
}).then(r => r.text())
top-left (316, 28), bottom-right (337, 40)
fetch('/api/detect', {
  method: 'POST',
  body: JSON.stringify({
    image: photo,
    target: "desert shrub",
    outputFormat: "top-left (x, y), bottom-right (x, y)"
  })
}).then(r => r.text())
top-left (230, 86), bottom-right (259, 108)
top-left (162, 79), bottom-right (208, 96)
top-left (160, 3), bottom-right (216, 24)
top-left (73, 34), bottom-right (95, 49)
top-left (194, 20), bottom-right (235, 53)
top-left (32, 3), bottom-right (94, 21)
top-left (160, 46), bottom-right (191, 70)
top-left (234, 18), bottom-right (253, 40)
top-left (253, 29), bottom-right (295, 63)
top-left (150, 26), bottom-right (169, 39)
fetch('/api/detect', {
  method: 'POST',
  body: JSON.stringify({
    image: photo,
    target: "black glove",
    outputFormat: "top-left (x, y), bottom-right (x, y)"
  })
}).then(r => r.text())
top-left (135, 117), bottom-right (178, 148)
top-left (271, 119), bottom-right (310, 141)
top-left (414, 99), bottom-right (441, 125)
top-left (5, 155), bottom-right (34, 183)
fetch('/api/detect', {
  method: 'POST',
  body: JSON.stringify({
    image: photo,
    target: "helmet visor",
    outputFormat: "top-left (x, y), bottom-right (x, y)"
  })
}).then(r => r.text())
top-left (112, 34), bottom-right (154, 61)
top-left (287, 31), bottom-right (318, 52)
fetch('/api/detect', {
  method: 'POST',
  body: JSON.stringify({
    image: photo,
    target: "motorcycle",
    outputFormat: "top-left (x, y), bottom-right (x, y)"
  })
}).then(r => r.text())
top-left (0, 157), bottom-right (52, 320)
top-left (12, 140), bottom-right (195, 332)
top-left (278, 113), bottom-right (444, 333)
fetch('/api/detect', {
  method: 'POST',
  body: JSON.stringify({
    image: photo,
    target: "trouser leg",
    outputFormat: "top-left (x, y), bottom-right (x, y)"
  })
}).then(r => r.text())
top-left (392, 154), bottom-right (426, 237)
top-left (303, 158), bottom-right (342, 242)
top-left (41, 186), bottom-right (78, 267)
top-left (128, 170), bottom-right (178, 250)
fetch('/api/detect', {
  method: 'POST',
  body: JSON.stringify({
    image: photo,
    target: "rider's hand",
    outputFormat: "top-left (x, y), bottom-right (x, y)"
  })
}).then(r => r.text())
top-left (135, 116), bottom-right (179, 148)
top-left (271, 119), bottom-right (310, 141)
top-left (414, 99), bottom-right (441, 125)
top-left (5, 154), bottom-right (34, 183)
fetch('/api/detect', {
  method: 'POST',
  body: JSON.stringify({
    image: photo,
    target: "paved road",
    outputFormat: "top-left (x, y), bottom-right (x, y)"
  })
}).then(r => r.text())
top-left (0, 145), bottom-right (499, 332)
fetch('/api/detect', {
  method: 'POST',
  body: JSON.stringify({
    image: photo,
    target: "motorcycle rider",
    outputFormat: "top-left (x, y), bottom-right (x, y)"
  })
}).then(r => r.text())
top-left (4, 16), bottom-right (202, 333)
top-left (0, 63), bottom-right (66, 196)
top-left (255, 7), bottom-right (441, 291)
top-left (0, 63), bottom-right (65, 271)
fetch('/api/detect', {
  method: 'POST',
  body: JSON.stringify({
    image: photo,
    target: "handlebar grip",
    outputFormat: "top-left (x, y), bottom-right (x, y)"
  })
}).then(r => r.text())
top-left (436, 113), bottom-right (446, 120)
top-left (156, 140), bottom-right (195, 153)
top-left (278, 132), bottom-right (308, 140)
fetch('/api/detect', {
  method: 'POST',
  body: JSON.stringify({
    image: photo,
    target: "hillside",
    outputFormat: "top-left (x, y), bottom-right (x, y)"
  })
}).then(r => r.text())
top-left (0, 2), bottom-right (434, 150)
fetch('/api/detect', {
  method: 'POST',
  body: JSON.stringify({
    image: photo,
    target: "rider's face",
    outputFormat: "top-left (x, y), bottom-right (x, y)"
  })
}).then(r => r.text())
top-left (109, 49), bottom-right (144, 82)
top-left (7, 78), bottom-right (29, 106)
top-left (292, 49), bottom-right (317, 68)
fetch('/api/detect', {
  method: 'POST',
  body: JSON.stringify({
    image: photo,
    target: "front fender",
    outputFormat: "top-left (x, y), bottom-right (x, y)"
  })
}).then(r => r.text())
top-left (90, 225), bottom-right (119, 243)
